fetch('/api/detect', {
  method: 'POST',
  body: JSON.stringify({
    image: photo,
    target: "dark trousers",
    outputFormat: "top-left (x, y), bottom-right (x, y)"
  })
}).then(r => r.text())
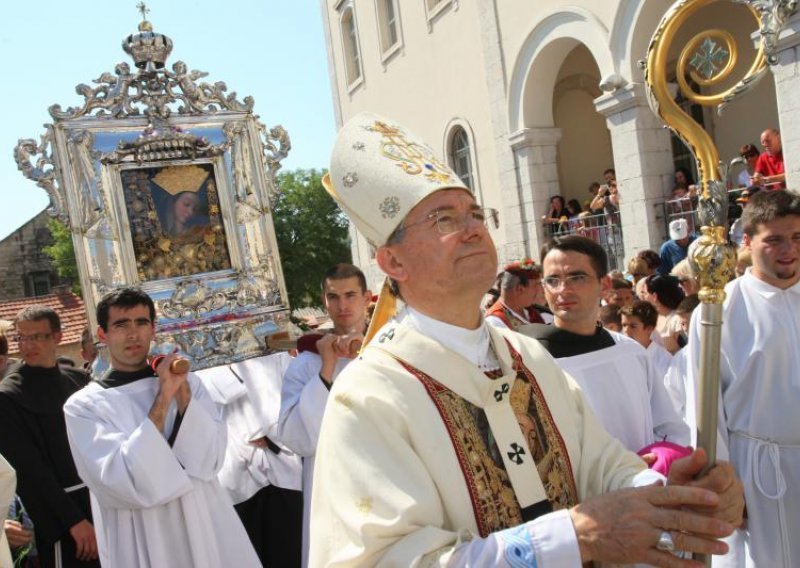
top-left (234, 485), bottom-right (303, 568)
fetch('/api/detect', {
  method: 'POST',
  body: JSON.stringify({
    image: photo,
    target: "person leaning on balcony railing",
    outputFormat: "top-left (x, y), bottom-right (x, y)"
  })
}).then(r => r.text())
top-left (736, 143), bottom-right (760, 189)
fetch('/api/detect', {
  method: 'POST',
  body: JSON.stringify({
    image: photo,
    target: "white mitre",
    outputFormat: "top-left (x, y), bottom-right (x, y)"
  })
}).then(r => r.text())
top-left (322, 112), bottom-right (470, 246)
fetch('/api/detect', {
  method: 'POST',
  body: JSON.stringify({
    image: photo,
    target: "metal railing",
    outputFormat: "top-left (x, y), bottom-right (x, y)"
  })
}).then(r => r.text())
top-left (659, 187), bottom-right (750, 246)
top-left (542, 211), bottom-right (625, 271)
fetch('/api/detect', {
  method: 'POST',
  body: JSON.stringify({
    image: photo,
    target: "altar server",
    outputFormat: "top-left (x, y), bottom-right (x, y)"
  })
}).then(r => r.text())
top-left (63, 288), bottom-right (259, 568)
top-left (688, 189), bottom-right (800, 567)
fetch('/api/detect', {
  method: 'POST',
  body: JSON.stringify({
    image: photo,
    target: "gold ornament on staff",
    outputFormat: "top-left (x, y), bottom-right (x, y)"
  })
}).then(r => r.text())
top-left (644, 0), bottom-right (797, 564)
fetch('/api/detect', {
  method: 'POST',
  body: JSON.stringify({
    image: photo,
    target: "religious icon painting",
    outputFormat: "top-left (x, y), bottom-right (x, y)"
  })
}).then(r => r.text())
top-left (120, 161), bottom-right (232, 281)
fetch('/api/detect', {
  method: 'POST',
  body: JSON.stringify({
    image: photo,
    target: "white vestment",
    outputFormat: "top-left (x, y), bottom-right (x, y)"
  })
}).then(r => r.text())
top-left (310, 309), bottom-right (662, 567)
top-left (646, 340), bottom-right (673, 383)
top-left (0, 454), bottom-right (15, 568)
top-left (63, 374), bottom-right (260, 568)
top-left (275, 349), bottom-right (351, 567)
top-left (542, 332), bottom-right (689, 453)
top-left (197, 354), bottom-right (302, 505)
top-left (689, 270), bottom-right (800, 567)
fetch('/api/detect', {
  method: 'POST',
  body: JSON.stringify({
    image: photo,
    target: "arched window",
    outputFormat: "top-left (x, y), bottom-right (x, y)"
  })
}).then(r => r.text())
top-left (341, 7), bottom-right (362, 86)
top-left (377, 0), bottom-right (399, 54)
top-left (449, 127), bottom-right (474, 190)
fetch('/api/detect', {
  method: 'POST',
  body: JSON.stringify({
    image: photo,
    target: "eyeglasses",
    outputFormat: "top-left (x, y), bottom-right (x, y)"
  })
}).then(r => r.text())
top-left (14, 333), bottom-right (54, 343)
top-left (542, 273), bottom-right (592, 291)
top-left (400, 207), bottom-right (500, 236)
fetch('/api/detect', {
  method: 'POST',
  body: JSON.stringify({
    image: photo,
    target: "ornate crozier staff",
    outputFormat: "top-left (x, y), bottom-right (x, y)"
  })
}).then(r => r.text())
top-left (645, 0), bottom-right (797, 563)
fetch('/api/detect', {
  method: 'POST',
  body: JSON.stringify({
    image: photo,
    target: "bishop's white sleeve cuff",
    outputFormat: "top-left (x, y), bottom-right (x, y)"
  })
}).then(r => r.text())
top-left (530, 508), bottom-right (581, 567)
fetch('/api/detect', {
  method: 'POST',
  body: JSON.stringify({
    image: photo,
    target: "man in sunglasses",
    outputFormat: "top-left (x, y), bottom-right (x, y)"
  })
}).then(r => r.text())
top-left (0, 306), bottom-right (98, 567)
top-left (309, 112), bottom-right (743, 567)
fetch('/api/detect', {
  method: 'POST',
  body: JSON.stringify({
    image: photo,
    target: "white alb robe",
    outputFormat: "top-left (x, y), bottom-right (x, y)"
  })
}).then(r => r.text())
top-left (689, 270), bottom-right (800, 567)
top-left (546, 332), bottom-right (689, 453)
top-left (275, 350), bottom-right (351, 567)
top-left (197, 354), bottom-right (302, 505)
top-left (646, 340), bottom-right (673, 382)
top-left (310, 308), bottom-right (662, 567)
top-left (63, 374), bottom-right (260, 568)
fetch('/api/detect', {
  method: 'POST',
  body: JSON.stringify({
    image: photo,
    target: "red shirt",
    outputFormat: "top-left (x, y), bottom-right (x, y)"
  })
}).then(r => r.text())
top-left (755, 150), bottom-right (785, 179)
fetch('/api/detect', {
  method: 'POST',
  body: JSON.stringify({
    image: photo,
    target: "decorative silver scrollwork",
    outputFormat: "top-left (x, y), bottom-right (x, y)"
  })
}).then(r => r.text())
top-left (736, 0), bottom-right (800, 64)
top-left (259, 124), bottom-right (291, 208)
top-left (158, 278), bottom-right (229, 319)
top-left (100, 123), bottom-right (231, 165)
top-left (13, 131), bottom-right (68, 224)
top-left (48, 58), bottom-right (254, 121)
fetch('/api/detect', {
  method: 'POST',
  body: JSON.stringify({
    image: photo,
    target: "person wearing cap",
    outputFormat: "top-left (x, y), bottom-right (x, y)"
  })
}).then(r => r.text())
top-left (311, 112), bottom-right (743, 567)
top-left (659, 218), bottom-right (696, 275)
top-left (484, 259), bottom-right (545, 330)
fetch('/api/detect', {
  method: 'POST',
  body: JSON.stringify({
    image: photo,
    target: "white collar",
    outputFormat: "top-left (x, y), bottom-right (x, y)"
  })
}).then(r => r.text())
top-left (398, 306), bottom-right (498, 370)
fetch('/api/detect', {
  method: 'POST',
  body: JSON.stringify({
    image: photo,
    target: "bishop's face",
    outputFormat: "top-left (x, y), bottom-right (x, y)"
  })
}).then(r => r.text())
top-left (98, 304), bottom-right (155, 372)
top-left (383, 189), bottom-right (498, 313)
top-left (744, 215), bottom-right (800, 289)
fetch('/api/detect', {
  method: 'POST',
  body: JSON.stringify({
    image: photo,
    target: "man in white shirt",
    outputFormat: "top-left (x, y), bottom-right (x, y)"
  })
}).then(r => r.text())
top-left (523, 237), bottom-right (685, 456)
top-left (688, 189), bottom-right (800, 567)
top-left (274, 263), bottom-right (371, 566)
top-left (310, 112), bottom-right (743, 567)
top-left (64, 288), bottom-right (259, 568)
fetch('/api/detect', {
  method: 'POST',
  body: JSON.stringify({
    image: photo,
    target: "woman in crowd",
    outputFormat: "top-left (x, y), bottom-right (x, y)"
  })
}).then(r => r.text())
top-left (641, 274), bottom-right (685, 354)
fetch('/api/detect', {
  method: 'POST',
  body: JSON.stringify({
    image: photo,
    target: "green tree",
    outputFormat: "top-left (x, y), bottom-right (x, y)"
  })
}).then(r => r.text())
top-left (43, 218), bottom-right (81, 294)
top-left (273, 169), bottom-right (352, 309)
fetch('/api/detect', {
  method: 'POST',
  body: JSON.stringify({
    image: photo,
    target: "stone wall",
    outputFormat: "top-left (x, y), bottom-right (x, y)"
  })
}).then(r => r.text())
top-left (0, 210), bottom-right (64, 300)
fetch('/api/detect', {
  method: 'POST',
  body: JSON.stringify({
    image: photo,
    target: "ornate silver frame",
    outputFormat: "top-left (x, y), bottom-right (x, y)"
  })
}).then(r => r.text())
top-left (15, 14), bottom-right (292, 369)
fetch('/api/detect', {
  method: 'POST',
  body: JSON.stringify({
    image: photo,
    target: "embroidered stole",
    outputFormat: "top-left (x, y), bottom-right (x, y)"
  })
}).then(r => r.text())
top-left (369, 324), bottom-right (578, 536)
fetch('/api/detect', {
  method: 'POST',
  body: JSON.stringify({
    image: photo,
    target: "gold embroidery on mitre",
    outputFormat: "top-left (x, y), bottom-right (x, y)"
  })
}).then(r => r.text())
top-left (151, 165), bottom-right (210, 196)
top-left (366, 120), bottom-right (457, 184)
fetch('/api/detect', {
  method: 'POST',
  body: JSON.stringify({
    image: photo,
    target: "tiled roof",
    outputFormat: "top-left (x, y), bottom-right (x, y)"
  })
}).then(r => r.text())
top-left (0, 291), bottom-right (88, 353)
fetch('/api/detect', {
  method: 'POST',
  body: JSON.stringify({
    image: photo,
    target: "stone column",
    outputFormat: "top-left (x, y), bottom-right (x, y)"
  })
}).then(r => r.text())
top-left (595, 83), bottom-right (675, 255)
top-left (506, 127), bottom-right (562, 262)
top-left (770, 12), bottom-right (800, 189)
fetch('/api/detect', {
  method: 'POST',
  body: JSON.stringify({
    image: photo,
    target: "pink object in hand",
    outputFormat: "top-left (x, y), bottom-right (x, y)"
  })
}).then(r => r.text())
top-left (637, 441), bottom-right (693, 476)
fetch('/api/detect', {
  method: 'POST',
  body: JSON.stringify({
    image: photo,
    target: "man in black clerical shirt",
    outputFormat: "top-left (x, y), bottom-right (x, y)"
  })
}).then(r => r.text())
top-left (0, 306), bottom-right (99, 567)
top-left (520, 236), bottom-right (688, 460)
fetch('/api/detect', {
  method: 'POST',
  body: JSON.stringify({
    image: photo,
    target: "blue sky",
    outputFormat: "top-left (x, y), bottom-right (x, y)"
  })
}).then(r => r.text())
top-left (0, 1), bottom-right (336, 241)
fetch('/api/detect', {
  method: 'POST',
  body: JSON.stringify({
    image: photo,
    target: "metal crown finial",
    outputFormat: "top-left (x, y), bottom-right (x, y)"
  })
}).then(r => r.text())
top-left (136, 2), bottom-right (150, 21)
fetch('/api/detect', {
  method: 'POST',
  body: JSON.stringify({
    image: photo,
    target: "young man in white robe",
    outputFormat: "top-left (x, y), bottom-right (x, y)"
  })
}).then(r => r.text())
top-left (309, 112), bottom-right (744, 567)
top-left (274, 263), bottom-right (371, 567)
top-left (63, 288), bottom-right (259, 568)
top-left (686, 189), bottom-right (800, 567)
top-left (521, 237), bottom-right (687, 459)
top-left (621, 300), bottom-right (674, 381)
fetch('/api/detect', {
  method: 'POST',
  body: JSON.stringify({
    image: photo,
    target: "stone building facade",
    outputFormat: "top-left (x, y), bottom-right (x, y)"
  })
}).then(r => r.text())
top-left (0, 209), bottom-right (65, 300)
top-left (320, 0), bottom-right (795, 286)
